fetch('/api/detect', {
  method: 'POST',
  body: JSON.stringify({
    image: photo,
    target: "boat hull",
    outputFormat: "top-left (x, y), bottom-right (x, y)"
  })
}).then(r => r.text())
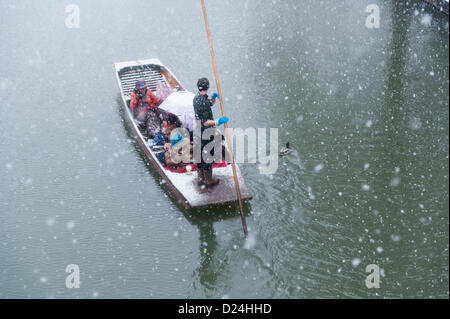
top-left (114, 59), bottom-right (252, 208)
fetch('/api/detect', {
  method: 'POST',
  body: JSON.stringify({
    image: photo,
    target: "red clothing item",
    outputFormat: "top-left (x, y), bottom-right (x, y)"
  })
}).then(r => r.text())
top-left (130, 89), bottom-right (160, 116)
top-left (163, 160), bottom-right (228, 173)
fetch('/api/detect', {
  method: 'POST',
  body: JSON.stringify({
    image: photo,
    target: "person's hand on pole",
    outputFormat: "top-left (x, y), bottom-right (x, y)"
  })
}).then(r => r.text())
top-left (215, 116), bottom-right (229, 126)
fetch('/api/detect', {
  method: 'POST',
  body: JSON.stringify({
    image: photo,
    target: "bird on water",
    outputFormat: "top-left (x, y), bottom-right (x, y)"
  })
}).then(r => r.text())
top-left (279, 142), bottom-right (291, 156)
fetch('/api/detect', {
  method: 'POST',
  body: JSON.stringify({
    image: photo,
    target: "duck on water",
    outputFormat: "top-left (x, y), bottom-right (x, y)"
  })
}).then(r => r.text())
top-left (279, 141), bottom-right (292, 156)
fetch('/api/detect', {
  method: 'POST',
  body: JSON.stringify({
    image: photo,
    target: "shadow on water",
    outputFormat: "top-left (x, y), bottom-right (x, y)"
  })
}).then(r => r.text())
top-left (116, 95), bottom-right (252, 292)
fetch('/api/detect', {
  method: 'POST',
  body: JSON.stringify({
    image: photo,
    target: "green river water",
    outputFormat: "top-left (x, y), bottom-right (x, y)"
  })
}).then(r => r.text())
top-left (0, 0), bottom-right (448, 298)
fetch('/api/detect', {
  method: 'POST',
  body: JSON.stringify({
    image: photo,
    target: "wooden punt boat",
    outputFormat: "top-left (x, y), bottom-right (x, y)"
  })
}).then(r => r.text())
top-left (114, 59), bottom-right (252, 208)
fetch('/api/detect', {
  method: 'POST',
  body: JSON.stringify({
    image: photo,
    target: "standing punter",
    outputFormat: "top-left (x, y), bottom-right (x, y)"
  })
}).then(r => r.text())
top-left (193, 77), bottom-right (229, 187)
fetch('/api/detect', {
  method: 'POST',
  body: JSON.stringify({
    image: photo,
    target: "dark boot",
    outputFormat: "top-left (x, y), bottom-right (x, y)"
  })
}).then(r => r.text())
top-left (203, 168), bottom-right (219, 187)
top-left (197, 168), bottom-right (205, 186)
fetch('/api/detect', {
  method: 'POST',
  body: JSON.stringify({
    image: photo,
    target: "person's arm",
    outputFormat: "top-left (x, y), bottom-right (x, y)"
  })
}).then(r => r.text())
top-left (203, 120), bottom-right (216, 127)
top-left (195, 96), bottom-right (215, 126)
top-left (210, 92), bottom-right (219, 105)
top-left (146, 89), bottom-right (160, 108)
top-left (130, 92), bottom-right (138, 111)
top-left (204, 116), bottom-right (229, 127)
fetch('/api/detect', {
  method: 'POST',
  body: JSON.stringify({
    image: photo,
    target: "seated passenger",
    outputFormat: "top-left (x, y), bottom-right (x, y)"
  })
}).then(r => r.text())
top-left (147, 109), bottom-right (178, 142)
top-left (130, 79), bottom-right (160, 125)
top-left (155, 114), bottom-right (192, 167)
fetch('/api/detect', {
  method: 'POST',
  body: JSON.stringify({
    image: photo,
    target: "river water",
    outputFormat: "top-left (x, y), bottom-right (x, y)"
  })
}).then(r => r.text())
top-left (0, 0), bottom-right (448, 298)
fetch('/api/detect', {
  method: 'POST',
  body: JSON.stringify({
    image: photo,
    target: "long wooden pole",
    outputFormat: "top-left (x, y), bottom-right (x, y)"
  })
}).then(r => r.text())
top-left (201, 0), bottom-right (248, 237)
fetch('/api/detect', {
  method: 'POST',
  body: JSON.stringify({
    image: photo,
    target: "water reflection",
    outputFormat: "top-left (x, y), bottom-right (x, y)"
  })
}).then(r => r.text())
top-left (384, 1), bottom-right (413, 127)
top-left (185, 211), bottom-right (219, 291)
top-left (381, 1), bottom-right (414, 161)
top-left (184, 202), bottom-right (251, 294)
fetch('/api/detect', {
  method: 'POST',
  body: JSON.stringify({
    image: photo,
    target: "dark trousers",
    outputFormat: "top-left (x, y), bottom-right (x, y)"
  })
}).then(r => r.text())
top-left (197, 130), bottom-right (214, 171)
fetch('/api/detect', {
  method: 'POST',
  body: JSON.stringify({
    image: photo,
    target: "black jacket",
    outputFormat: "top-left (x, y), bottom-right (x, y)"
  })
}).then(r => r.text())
top-left (193, 93), bottom-right (214, 130)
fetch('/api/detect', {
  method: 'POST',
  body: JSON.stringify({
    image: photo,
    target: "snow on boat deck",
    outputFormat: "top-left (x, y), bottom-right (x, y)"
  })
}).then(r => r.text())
top-left (165, 164), bottom-right (252, 207)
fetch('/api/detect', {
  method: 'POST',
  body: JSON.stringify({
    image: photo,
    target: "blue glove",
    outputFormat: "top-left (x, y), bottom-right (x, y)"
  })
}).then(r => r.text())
top-left (215, 116), bottom-right (229, 126)
top-left (170, 131), bottom-right (183, 146)
top-left (211, 92), bottom-right (219, 99)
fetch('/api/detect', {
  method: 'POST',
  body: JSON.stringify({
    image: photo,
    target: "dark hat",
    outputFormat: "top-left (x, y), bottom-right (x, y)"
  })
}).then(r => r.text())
top-left (197, 77), bottom-right (209, 91)
top-left (135, 79), bottom-right (147, 90)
